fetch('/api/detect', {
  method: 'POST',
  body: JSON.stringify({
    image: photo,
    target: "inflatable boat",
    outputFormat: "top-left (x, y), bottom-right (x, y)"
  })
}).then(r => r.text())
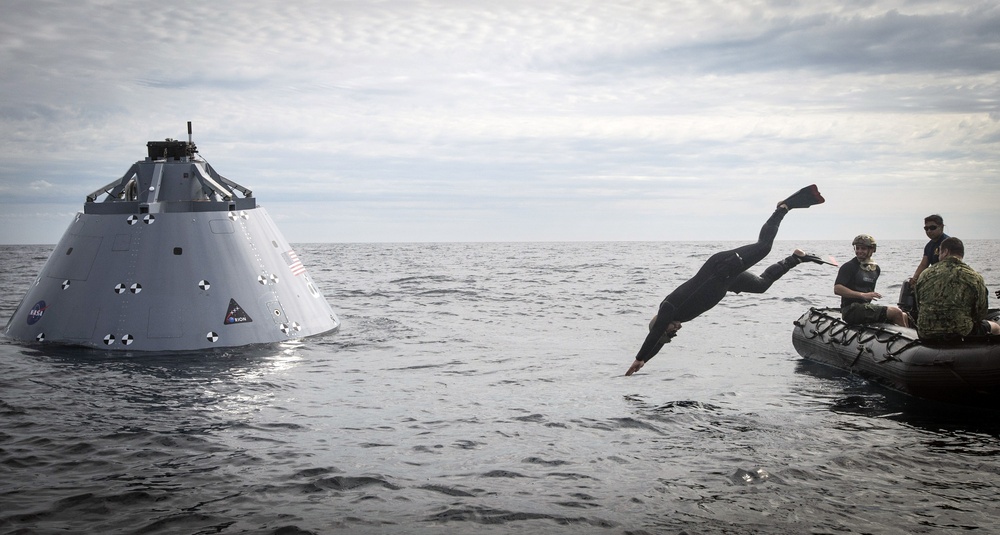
top-left (792, 307), bottom-right (1000, 407)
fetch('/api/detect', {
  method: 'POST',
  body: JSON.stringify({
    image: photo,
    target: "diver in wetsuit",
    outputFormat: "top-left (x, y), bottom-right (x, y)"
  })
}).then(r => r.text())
top-left (625, 185), bottom-right (826, 376)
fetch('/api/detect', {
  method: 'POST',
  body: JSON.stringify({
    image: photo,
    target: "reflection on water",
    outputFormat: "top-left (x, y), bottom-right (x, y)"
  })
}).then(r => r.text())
top-left (796, 358), bottom-right (1000, 452)
top-left (14, 341), bottom-right (311, 432)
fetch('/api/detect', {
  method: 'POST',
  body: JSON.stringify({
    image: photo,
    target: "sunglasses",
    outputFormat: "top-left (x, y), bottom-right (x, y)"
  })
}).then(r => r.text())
top-left (924, 225), bottom-right (939, 231)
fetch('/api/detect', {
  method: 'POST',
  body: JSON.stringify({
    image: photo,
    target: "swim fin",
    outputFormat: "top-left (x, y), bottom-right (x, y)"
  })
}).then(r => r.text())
top-left (796, 252), bottom-right (835, 266)
top-left (780, 184), bottom-right (825, 209)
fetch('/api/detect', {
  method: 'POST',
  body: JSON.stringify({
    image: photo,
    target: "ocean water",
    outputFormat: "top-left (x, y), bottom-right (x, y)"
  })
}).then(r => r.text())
top-left (2, 239), bottom-right (1000, 534)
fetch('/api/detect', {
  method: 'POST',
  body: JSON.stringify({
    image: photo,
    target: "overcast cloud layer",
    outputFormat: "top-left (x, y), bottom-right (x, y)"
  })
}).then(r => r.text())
top-left (1, 0), bottom-right (998, 244)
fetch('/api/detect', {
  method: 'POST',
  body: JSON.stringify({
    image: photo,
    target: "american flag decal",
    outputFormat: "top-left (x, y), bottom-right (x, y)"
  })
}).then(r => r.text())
top-left (282, 250), bottom-right (306, 276)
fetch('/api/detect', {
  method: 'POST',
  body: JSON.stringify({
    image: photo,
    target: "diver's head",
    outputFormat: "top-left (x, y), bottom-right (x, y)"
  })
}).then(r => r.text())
top-left (852, 234), bottom-right (876, 259)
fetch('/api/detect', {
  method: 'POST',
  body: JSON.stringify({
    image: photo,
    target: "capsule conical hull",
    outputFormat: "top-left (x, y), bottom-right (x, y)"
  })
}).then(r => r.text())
top-left (4, 138), bottom-right (339, 351)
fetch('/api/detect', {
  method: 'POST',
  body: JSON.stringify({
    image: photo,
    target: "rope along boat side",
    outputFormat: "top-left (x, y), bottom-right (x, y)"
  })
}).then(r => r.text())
top-left (792, 307), bottom-right (1000, 406)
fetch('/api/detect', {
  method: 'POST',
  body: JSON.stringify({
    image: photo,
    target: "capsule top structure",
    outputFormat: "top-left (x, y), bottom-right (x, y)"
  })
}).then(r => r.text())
top-left (4, 124), bottom-right (340, 351)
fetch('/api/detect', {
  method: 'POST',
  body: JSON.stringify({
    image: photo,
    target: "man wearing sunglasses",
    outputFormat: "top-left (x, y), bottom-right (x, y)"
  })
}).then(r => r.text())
top-left (909, 214), bottom-right (949, 284)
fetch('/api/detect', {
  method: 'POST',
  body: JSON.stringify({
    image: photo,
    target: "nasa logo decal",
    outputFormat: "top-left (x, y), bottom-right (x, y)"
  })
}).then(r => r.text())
top-left (224, 298), bottom-right (253, 325)
top-left (27, 301), bottom-right (47, 325)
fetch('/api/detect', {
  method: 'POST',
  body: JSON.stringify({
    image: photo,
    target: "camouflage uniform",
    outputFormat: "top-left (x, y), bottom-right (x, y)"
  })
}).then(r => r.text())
top-left (914, 256), bottom-right (989, 338)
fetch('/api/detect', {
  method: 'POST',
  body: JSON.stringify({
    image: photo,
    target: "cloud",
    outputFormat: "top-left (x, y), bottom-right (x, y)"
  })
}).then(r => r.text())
top-left (640, 7), bottom-right (1000, 76)
top-left (0, 0), bottom-right (998, 243)
top-left (28, 180), bottom-right (54, 191)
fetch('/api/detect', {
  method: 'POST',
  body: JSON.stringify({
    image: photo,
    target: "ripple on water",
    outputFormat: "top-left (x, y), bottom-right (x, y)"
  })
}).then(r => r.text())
top-left (5, 242), bottom-right (1000, 534)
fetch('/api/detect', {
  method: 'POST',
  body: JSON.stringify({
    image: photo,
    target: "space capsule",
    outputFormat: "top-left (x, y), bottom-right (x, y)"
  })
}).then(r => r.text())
top-left (4, 124), bottom-right (340, 351)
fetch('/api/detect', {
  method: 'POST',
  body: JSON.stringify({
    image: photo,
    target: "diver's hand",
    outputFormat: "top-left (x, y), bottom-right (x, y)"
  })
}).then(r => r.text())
top-left (625, 359), bottom-right (645, 376)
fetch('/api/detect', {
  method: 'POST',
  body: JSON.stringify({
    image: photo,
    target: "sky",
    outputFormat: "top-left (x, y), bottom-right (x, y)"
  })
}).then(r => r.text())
top-left (1, 0), bottom-right (998, 245)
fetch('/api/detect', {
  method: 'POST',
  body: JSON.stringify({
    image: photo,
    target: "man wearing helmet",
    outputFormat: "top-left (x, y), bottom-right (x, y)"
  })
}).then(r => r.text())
top-left (834, 234), bottom-right (910, 327)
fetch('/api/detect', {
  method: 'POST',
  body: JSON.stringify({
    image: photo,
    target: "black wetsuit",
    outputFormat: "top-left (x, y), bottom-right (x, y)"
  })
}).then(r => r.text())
top-left (634, 207), bottom-right (796, 362)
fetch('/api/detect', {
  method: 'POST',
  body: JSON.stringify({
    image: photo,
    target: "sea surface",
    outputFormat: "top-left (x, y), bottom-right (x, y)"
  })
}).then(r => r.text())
top-left (2, 239), bottom-right (1000, 534)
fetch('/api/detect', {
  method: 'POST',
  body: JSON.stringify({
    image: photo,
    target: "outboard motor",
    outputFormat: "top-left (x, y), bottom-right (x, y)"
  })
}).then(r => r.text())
top-left (898, 279), bottom-right (917, 320)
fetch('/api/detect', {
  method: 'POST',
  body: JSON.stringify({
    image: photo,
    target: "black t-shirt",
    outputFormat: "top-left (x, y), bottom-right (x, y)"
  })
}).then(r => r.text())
top-left (923, 234), bottom-right (949, 265)
top-left (835, 257), bottom-right (881, 308)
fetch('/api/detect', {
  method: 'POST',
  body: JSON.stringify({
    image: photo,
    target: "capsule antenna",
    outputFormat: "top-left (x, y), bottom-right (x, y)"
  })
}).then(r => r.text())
top-left (186, 121), bottom-right (198, 157)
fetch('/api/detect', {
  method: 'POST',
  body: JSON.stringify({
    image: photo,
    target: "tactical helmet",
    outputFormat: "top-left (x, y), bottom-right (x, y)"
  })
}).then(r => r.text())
top-left (852, 234), bottom-right (877, 251)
